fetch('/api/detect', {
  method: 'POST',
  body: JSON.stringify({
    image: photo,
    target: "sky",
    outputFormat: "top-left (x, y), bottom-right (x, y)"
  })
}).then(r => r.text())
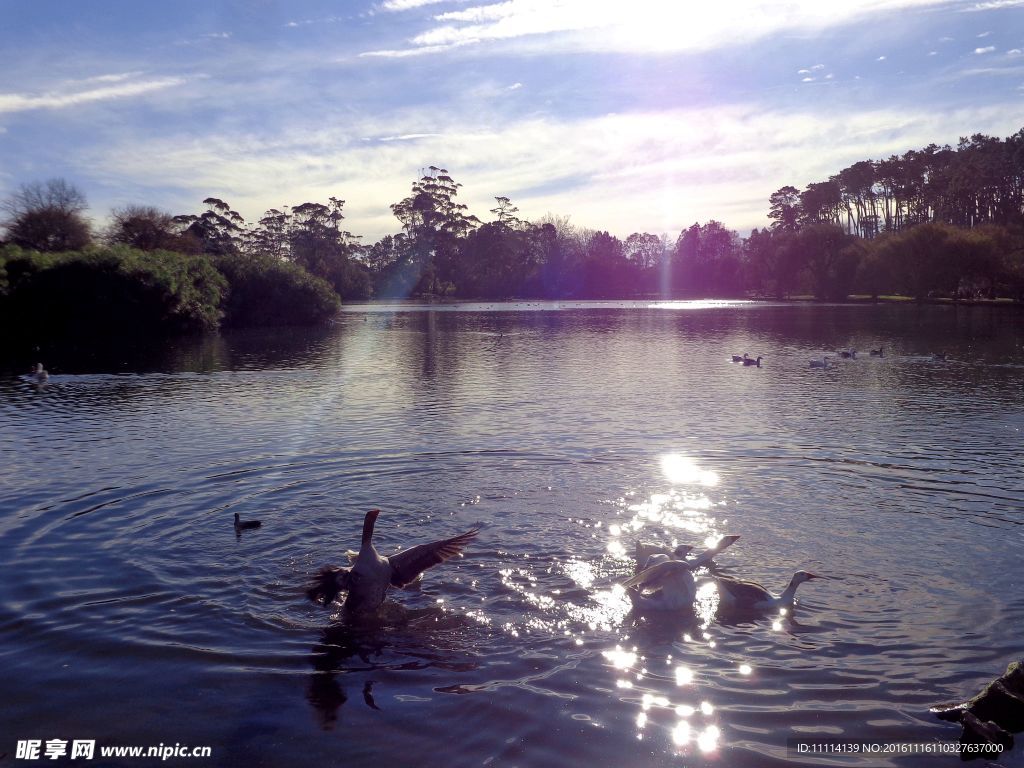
top-left (1, 0), bottom-right (1022, 243)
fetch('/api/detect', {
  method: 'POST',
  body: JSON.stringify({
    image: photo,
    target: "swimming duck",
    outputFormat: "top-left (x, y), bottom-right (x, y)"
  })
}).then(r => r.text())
top-left (932, 353), bottom-right (947, 361)
top-left (31, 363), bottom-right (49, 384)
top-left (809, 357), bottom-right (831, 369)
top-left (742, 356), bottom-right (763, 367)
top-left (307, 509), bottom-right (478, 615)
top-left (730, 354), bottom-right (749, 363)
top-left (234, 512), bottom-right (261, 531)
top-left (837, 349), bottom-right (856, 359)
top-left (714, 570), bottom-right (826, 612)
top-left (869, 347), bottom-right (884, 357)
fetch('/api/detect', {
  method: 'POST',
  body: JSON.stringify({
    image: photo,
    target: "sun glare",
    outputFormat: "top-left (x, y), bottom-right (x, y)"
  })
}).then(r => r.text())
top-left (660, 454), bottom-right (720, 486)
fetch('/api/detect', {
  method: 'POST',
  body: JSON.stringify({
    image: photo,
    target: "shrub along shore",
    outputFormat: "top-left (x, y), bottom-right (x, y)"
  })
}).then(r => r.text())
top-left (0, 245), bottom-right (340, 353)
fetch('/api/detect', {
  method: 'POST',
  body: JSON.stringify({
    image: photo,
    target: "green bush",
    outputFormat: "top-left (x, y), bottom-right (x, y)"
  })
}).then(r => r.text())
top-left (0, 246), bottom-right (225, 344)
top-left (213, 252), bottom-right (341, 327)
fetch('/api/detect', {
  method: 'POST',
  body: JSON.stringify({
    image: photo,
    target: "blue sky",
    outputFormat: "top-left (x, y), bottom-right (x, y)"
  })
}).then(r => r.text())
top-left (1, 0), bottom-right (1022, 243)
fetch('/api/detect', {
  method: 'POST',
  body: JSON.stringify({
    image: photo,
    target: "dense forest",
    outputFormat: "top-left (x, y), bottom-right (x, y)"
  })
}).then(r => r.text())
top-left (2, 128), bottom-right (1023, 345)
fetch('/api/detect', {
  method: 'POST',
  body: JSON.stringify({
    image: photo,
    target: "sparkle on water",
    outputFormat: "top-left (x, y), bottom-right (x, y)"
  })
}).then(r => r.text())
top-left (2, 301), bottom-right (1022, 768)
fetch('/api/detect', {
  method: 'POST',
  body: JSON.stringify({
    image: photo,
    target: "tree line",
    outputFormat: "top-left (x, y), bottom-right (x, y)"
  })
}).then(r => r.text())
top-left (2, 127), bottom-right (1024, 341)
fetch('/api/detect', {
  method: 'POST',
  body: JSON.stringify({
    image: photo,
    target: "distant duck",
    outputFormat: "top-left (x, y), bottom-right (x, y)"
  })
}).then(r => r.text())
top-left (837, 349), bottom-right (857, 359)
top-left (30, 363), bottom-right (49, 384)
top-left (742, 356), bottom-right (763, 367)
top-left (307, 509), bottom-right (478, 614)
top-left (731, 354), bottom-right (749, 363)
top-left (869, 347), bottom-right (884, 357)
top-left (624, 535), bottom-right (740, 613)
top-left (932, 353), bottom-right (947, 361)
top-left (714, 570), bottom-right (827, 613)
top-left (234, 512), bottom-right (262, 531)
top-left (809, 357), bottom-right (831, 369)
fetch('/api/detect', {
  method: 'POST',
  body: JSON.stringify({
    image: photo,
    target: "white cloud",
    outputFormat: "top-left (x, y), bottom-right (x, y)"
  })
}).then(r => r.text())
top-left (877, 55), bottom-right (887, 60)
top-left (362, 0), bottom-right (952, 57)
top-left (77, 102), bottom-right (1024, 241)
top-left (975, 45), bottom-right (996, 53)
top-left (363, 133), bottom-right (442, 141)
top-left (360, 40), bottom-right (477, 57)
top-left (962, 0), bottom-right (1024, 9)
top-left (381, 0), bottom-right (462, 9)
top-left (0, 76), bottom-right (187, 115)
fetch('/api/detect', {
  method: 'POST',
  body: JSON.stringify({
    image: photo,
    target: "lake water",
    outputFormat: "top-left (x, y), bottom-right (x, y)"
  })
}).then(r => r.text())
top-left (2, 300), bottom-right (1022, 768)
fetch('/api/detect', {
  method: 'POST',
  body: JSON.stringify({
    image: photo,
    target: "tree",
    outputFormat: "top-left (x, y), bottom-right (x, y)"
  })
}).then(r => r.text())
top-left (671, 221), bottom-right (743, 296)
top-left (173, 198), bottom-right (244, 256)
top-left (768, 186), bottom-right (802, 233)
top-left (2, 178), bottom-right (92, 251)
top-left (107, 205), bottom-right (194, 252)
top-left (792, 224), bottom-right (859, 300)
top-left (390, 167), bottom-right (480, 295)
top-left (580, 230), bottom-right (632, 297)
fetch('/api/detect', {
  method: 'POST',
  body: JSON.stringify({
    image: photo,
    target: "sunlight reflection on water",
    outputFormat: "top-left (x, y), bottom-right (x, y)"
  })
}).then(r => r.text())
top-left (3, 304), bottom-right (1022, 768)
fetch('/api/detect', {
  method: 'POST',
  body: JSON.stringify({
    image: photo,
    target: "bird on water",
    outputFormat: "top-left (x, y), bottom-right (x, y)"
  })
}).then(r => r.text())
top-left (234, 512), bottom-right (262, 531)
top-left (714, 570), bottom-right (827, 612)
top-left (31, 363), bottom-right (49, 384)
top-left (742, 356), bottom-right (763, 367)
top-left (307, 509), bottom-right (478, 614)
top-left (624, 535), bottom-right (740, 613)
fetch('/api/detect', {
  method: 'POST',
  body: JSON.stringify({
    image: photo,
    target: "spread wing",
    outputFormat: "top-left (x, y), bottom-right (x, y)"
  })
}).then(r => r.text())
top-left (687, 534), bottom-right (740, 569)
top-left (306, 566), bottom-right (351, 606)
top-left (633, 541), bottom-right (671, 572)
top-left (622, 560), bottom-right (691, 590)
top-left (387, 529), bottom-right (478, 588)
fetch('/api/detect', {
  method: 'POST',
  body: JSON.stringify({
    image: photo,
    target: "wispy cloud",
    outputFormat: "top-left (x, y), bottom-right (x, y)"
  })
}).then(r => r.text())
top-left (962, 0), bottom-right (1024, 9)
top-left (0, 75), bottom-right (187, 115)
top-left (974, 45), bottom-right (996, 53)
top-left (380, 0), bottom-right (463, 10)
top-left (363, 0), bottom-right (955, 57)
top-left (362, 133), bottom-right (441, 141)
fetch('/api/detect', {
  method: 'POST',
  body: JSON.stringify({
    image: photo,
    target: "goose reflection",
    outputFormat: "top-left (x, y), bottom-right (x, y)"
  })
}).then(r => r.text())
top-left (306, 608), bottom-right (479, 729)
top-left (307, 621), bottom-right (389, 729)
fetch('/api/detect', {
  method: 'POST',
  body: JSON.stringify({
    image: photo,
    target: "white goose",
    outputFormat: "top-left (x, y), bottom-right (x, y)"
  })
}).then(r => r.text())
top-left (632, 535), bottom-right (739, 573)
top-left (714, 570), bottom-right (826, 612)
top-left (307, 509), bottom-right (478, 614)
top-left (623, 535), bottom-right (739, 613)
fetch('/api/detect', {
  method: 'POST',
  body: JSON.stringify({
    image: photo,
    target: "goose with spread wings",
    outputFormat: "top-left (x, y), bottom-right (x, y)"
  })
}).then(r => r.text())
top-left (307, 509), bottom-right (478, 614)
top-left (623, 535), bottom-right (740, 613)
